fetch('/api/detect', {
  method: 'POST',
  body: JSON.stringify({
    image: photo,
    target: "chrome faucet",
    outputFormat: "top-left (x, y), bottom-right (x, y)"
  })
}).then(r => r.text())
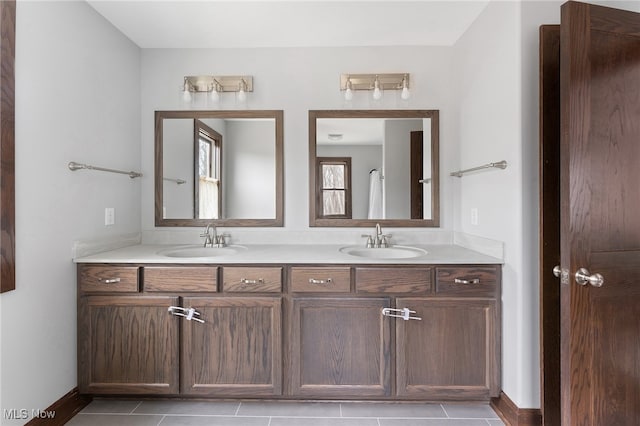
top-left (200, 224), bottom-right (216, 247)
top-left (200, 223), bottom-right (230, 248)
top-left (362, 223), bottom-right (392, 248)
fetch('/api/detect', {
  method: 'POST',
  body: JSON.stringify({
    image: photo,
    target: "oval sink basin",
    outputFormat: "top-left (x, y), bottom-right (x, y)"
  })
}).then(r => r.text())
top-left (158, 245), bottom-right (247, 258)
top-left (339, 245), bottom-right (427, 259)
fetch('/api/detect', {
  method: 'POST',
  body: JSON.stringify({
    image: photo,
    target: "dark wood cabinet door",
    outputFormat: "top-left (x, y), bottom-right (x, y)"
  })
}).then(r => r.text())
top-left (290, 297), bottom-right (391, 397)
top-left (396, 298), bottom-right (498, 399)
top-left (78, 295), bottom-right (180, 394)
top-left (181, 297), bottom-right (282, 397)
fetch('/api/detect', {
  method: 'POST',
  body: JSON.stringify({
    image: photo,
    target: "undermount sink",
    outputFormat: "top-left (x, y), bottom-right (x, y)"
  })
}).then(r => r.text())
top-left (339, 245), bottom-right (428, 259)
top-left (158, 245), bottom-right (247, 258)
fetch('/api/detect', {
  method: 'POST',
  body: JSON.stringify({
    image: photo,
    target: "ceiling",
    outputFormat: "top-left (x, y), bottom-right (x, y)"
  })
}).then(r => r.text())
top-left (86, 1), bottom-right (490, 49)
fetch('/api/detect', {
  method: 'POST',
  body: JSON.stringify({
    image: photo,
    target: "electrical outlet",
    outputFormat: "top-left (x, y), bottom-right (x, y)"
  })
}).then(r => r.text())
top-left (470, 207), bottom-right (478, 225)
top-left (105, 208), bottom-right (115, 226)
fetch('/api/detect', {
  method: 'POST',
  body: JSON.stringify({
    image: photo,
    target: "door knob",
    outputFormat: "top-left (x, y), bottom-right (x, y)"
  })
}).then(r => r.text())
top-left (575, 268), bottom-right (604, 287)
top-left (553, 265), bottom-right (570, 285)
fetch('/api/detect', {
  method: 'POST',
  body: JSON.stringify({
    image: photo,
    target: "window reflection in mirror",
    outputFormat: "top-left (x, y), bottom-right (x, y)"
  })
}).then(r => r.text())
top-left (155, 110), bottom-right (283, 227)
top-left (317, 157), bottom-right (352, 219)
top-left (309, 110), bottom-right (439, 227)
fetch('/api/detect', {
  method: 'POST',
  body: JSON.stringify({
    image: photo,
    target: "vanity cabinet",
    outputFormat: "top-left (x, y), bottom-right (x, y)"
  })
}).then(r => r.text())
top-left (181, 296), bottom-right (282, 396)
top-left (290, 297), bottom-right (391, 397)
top-left (77, 264), bottom-right (282, 397)
top-left (77, 261), bottom-right (500, 401)
top-left (78, 294), bottom-right (180, 394)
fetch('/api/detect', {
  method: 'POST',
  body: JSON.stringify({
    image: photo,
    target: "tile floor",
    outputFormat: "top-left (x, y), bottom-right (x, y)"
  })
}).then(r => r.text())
top-left (67, 399), bottom-right (505, 426)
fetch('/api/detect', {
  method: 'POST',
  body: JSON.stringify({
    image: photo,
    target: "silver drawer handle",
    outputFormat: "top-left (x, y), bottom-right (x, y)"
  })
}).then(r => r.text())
top-left (454, 278), bottom-right (480, 285)
top-left (308, 278), bottom-right (332, 285)
top-left (99, 278), bottom-right (121, 284)
top-left (241, 278), bottom-right (264, 285)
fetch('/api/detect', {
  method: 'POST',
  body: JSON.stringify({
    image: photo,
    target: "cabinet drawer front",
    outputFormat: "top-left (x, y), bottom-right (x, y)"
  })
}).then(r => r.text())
top-left (356, 268), bottom-right (432, 294)
top-left (143, 266), bottom-right (218, 292)
top-left (223, 267), bottom-right (282, 292)
top-left (436, 267), bottom-right (498, 296)
top-left (79, 265), bottom-right (139, 293)
top-left (291, 267), bottom-right (351, 292)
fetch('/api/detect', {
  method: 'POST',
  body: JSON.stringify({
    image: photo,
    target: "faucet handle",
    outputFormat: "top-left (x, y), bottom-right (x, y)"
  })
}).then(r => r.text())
top-left (216, 234), bottom-right (230, 247)
top-left (361, 234), bottom-right (374, 248)
top-left (380, 234), bottom-right (393, 248)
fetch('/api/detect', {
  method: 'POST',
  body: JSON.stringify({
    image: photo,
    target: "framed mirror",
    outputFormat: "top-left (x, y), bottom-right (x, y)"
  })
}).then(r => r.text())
top-left (309, 110), bottom-right (439, 227)
top-left (155, 110), bottom-right (283, 227)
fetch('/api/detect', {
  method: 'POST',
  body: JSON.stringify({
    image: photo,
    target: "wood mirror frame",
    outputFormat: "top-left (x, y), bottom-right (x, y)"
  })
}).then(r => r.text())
top-left (309, 110), bottom-right (439, 227)
top-left (0, 0), bottom-right (15, 293)
top-left (155, 110), bottom-right (284, 227)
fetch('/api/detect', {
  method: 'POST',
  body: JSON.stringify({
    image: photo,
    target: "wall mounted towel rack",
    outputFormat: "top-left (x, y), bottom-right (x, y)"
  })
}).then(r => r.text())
top-left (164, 177), bottom-right (186, 185)
top-left (450, 160), bottom-right (507, 178)
top-left (68, 161), bottom-right (142, 179)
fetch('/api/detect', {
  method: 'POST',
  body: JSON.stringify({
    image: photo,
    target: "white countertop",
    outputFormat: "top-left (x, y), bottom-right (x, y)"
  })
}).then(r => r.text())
top-left (73, 243), bottom-right (503, 265)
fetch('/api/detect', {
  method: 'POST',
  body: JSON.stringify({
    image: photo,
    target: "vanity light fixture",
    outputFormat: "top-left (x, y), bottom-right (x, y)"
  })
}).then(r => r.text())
top-left (181, 75), bottom-right (253, 104)
top-left (340, 73), bottom-right (411, 101)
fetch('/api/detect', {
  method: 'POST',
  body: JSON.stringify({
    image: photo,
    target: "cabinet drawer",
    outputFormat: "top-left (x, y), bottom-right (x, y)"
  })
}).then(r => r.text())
top-left (436, 267), bottom-right (498, 296)
top-left (356, 268), bottom-right (432, 294)
top-left (291, 267), bottom-right (351, 292)
top-left (143, 266), bottom-right (218, 292)
top-left (79, 265), bottom-right (139, 293)
top-left (223, 267), bottom-right (282, 292)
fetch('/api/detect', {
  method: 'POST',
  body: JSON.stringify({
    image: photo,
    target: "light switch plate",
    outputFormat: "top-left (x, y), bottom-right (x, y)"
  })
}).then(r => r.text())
top-left (470, 207), bottom-right (478, 226)
top-left (105, 208), bottom-right (115, 226)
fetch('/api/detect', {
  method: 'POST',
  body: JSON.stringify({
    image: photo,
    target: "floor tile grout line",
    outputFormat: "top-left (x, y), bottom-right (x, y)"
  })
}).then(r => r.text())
top-left (130, 401), bottom-right (143, 414)
top-left (441, 403), bottom-right (450, 418)
top-left (267, 416), bottom-right (272, 426)
top-left (340, 402), bottom-right (343, 418)
top-left (156, 414), bottom-right (166, 426)
top-left (235, 401), bottom-right (242, 416)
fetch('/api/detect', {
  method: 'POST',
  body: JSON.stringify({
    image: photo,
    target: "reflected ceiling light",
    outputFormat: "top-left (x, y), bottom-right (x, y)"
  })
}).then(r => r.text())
top-left (328, 133), bottom-right (343, 141)
top-left (340, 73), bottom-right (411, 101)
top-left (180, 75), bottom-right (253, 104)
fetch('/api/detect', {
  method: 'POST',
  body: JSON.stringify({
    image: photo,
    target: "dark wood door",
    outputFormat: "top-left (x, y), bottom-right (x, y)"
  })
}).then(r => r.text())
top-left (560, 2), bottom-right (640, 424)
top-left (78, 295), bottom-right (179, 394)
top-left (396, 298), bottom-right (498, 399)
top-left (181, 296), bottom-right (282, 396)
top-left (290, 297), bottom-right (391, 397)
top-left (410, 130), bottom-right (424, 219)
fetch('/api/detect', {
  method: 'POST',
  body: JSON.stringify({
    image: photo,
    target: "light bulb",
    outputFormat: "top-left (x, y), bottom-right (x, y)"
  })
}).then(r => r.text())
top-left (344, 87), bottom-right (353, 101)
top-left (210, 85), bottom-right (219, 103)
top-left (401, 86), bottom-right (410, 100)
top-left (372, 77), bottom-right (382, 100)
top-left (400, 75), bottom-right (410, 100)
top-left (182, 89), bottom-right (192, 103)
top-left (344, 77), bottom-right (353, 101)
top-left (237, 87), bottom-right (246, 103)
top-left (182, 78), bottom-right (192, 103)
top-left (237, 79), bottom-right (247, 103)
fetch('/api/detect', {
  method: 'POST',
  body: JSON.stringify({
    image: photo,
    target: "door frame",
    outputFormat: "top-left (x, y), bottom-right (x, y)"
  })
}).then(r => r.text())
top-left (539, 25), bottom-right (561, 426)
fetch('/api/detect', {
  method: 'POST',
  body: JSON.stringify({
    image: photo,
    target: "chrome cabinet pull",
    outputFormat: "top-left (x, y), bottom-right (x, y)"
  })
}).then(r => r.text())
top-left (575, 268), bottom-right (604, 287)
top-left (381, 307), bottom-right (422, 321)
top-left (309, 278), bottom-right (332, 285)
top-left (99, 278), bottom-right (121, 284)
top-left (168, 306), bottom-right (205, 323)
top-left (241, 278), bottom-right (264, 285)
top-left (553, 265), bottom-right (562, 277)
top-left (454, 278), bottom-right (480, 285)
